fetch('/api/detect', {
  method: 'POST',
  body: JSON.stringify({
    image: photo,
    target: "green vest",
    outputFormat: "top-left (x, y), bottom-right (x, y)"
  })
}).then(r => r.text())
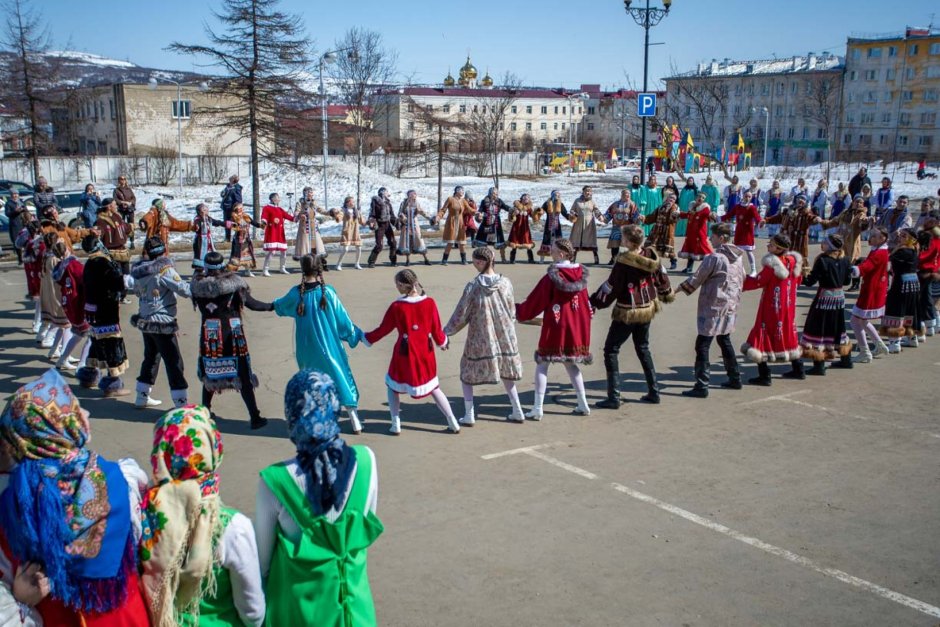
top-left (180, 507), bottom-right (246, 627)
top-left (260, 445), bottom-right (384, 627)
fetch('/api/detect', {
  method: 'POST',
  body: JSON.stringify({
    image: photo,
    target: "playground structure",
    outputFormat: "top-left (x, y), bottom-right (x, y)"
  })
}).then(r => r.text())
top-left (651, 124), bottom-right (753, 173)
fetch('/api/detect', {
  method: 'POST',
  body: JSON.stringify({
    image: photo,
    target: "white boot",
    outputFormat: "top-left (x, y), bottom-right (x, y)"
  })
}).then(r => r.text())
top-left (887, 340), bottom-right (902, 354)
top-left (852, 343), bottom-right (873, 364)
top-left (871, 339), bottom-right (890, 358)
top-left (458, 400), bottom-right (475, 426)
top-left (335, 263), bottom-right (343, 271)
top-left (525, 392), bottom-right (544, 421)
top-left (389, 413), bottom-right (401, 435)
top-left (902, 336), bottom-right (919, 348)
top-left (170, 389), bottom-right (189, 408)
top-left (135, 382), bottom-right (162, 408)
top-left (348, 408), bottom-right (362, 434)
top-left (444, 410), bottom-right (461, 434)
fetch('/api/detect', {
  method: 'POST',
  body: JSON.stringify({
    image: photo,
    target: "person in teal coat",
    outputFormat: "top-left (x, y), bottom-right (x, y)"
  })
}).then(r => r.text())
top-left (701, 174), bottom-right (721, 216)
top-left (635, 175), bottom-right (663, 236)
top-left (273, 254), bottom-right (365, 434)
top-left (676, 176), bottom-right (699, 237)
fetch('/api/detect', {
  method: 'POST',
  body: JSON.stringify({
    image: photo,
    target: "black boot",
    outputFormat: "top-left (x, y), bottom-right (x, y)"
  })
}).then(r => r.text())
top-left (510, 249), bottom-right (517, 264)
top-left (610, 255), bottom-right (617, 265)
top-left (424, 256), bottom-right (432, 266)
top-left (389, 253), bottom-right (397, 267)
top-left (781, 359), bottom-right (806, 379)
top-left (717, 335), bottom-right (742, 389)
top-left (807, 360), bottom-right (827, 376)
top-left (527, 249), bottom-right (535, 263)
top-left (639, 356), bottom-right (660, 404)
top-left (595, 368), bottom-right (622, 409)
top-left (367, 249), bottom-right (379, 268)
top-left (683, 259), bottom-right (694, 274)
top-left (250, 414), bottom-right (269, 430)
top-left (441, 251), bottom-right (450, 265)
top-left (849, 277), bottom-right (860, 291)
top-left (460, 252), bottom-right (467, 265)
top-left (682, 358), bottom-right (710, 398)
top-left (748, 362), bottom-right (772, 386)
top-left (669, 258), bottom-right (678, 270)
top-left (830, 354), bottom-right (853, 369)
top-left (593, 251), bottom-right (600, 265)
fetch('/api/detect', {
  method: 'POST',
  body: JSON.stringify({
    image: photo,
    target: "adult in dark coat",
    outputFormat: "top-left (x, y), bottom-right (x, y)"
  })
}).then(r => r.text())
top-left (4, 190), bottom-right (30, 263)
top-left (848, 167), bottom-right (872, 198)
top-left (367, 187), bottom-right (397, 268)
top-left (113, 175), bottom-right (137, 248)
top-left (220, 175), bottom-right (243, 241)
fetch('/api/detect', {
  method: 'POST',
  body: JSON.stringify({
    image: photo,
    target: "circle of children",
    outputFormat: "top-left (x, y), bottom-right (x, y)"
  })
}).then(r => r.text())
top-left (1, 165), bottom-right (939, 624)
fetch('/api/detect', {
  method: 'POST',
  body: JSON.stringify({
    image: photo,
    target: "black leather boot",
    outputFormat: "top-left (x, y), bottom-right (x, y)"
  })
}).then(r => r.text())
top-left (682, 358), bottom-right (709, 398)
top-left (527, 249), bottom-right (535, 263)
top-left (595, 368), bottom-right (622, 409)
top-left (830, 354), bottom-right (853, 369)
top-left (367, 249), bottom-right (379, 268)
top-left (509, 249), bottom-right (517, 264)
top-left (748, 362), bottom-right (772, 386)
top-left (460, 252), bottom-right (467, 265)
top-left (639, 355), bottom-right (660, 404)
top-left (807, 360), bottom-right (827, 376)
top-left (782, 359), bottom-right (806, 379)
top-left (389, 253), bottom-right (397, 267)
top-left (593, 251), bottom-right (600, 265)
top-left (721, 354), bottom-right (742, 389)
top-left (441, 251), bottom-right (450, 265)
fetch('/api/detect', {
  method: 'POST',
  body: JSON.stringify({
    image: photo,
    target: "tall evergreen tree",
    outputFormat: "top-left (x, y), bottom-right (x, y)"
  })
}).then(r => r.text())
top-left (169, 0), bottom-right (311, 219)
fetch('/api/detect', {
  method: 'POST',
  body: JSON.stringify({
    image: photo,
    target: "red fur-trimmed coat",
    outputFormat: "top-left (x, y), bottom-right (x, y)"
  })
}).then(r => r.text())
top-left (852, 245), bottom-right (889, 319)
top-left (740, 251), bottom-right (803, 362)
top-left (515, 262), bottom-right (593, 364)
top-left (679, 204), bottom-right (714, 259)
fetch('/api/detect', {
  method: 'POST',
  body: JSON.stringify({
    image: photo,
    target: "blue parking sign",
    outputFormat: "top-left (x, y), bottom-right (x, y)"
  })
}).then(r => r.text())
top-left (637, 93), bottom-right (656, 117)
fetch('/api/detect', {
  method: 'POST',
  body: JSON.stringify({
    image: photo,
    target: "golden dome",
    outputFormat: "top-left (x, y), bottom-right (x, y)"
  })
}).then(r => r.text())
top-left (443, 71), bottom-right (455, 87)
top-left (459, 56), bottom-right (477, 80)
top-left (481, 71), bottom-right (493, 87)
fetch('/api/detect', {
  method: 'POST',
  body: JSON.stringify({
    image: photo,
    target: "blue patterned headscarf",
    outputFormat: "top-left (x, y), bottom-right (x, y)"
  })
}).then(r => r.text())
top-left (284, 370), bottom-right (356, 515)
top-left (0, 369), bottom-right (135, 613)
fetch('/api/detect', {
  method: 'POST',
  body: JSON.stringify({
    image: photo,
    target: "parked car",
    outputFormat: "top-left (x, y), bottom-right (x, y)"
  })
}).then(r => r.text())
top-left (56, 190), bottom-right (93, 229)
top-left (0, 179), bottom-right (35, 201)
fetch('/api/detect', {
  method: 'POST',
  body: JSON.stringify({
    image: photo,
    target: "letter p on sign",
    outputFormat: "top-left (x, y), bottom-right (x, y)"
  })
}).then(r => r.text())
top-left (638, 93), bottom-right (657, 117)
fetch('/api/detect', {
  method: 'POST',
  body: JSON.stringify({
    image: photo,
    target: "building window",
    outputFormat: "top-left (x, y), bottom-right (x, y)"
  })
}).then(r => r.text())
top-left (426, 123), bottom-right (433, 131)
top-left (925, 89), bottom-right (939, 102)
top-left (511, 105), bottom-right (517, 114)
top-left (882, 112), bottom-right (891, 124)
top-left (847, 92), bottom-right (856, 103)
top-left (734, 84), bottom-right (742, 96)
top-left (908, 44), bottom-right (919, 56)
top-left (919, 135), bottom-right (933, 146)
top-left (761, 83), bottom-right (769, 95)
top-left (775, 105), bottom-right (783, 116)
top-left (426, 104), bottom-right (433, 112)
top-left (540, 122), bottom-right (547, 130)
top-left (553, 122), bottom-right (558, 130)
top-left (773, 129), bottom-right (781, 139)
top-left (748, 83), bottom-right (755, 96)
top-left (859, 134), bottom-right (872, 146)
top-left (817, 128), bottom-right (826, 139)
top-left (561, 122), bottom-right (566, 130)
top-left (109, 99), bottom-right (115, 120)
top-left (408, 121), bottom-right (415, 130)
top-left (802, 127), bottom-right (809, 139)
top-left (886, 68), bottom-right (896, 80)
top-left (864, 69), bottom-right (877, 80)
top-left (851, 49), bottom-right (860, 60)
top-left (562, 106), bottom-right (566, 115)
top-left (897, 135), bottom-right (908, 146)
top-left (921, 112), bottom-right (937, 125)
top-left (880, 134), bottom-right (888, 145)
top-left (901, 90), bottom-right (913, 102)
top-left (554, 106), bottom-right (558, 114)
top-left (525, 122), bottom-right (532, 130)
top-left (905, 67), bottom-right (916, 80)
top-left (846, 111), bottom-right (856, 123)
top-left (849, 70), bottom-right (857, 81)
top-left (473, 105), bottom-right (478, 113)
top-left (510, 122), bottom-right (517, 131)
top-left (442, 104), bottom-right (450, 113)
top-left (481, 105), bottom-right (487, 114)
top-left (861, 112), bottom-right (874, 125)
top-left (790, 82), bottom-right (797, 94)
top-left (407, 103), bottom-right (414, 113)
top-left (843, 133), bottom-right (851, 144)
top-left (930, 43), bottom-right (940, 55)
top-left (526, 105), bottom-right (533, 114)
top-left (867, 47), bottom-right (881, 58)
top-left (459, 104), bottom-right (466, 113)
top-left (776, 82), bottom-right (784, 95)
top-left (587, 106), bottom-right (595, 115)
top-left (541, 106), bottom-right (547, 114)
top-left (899, 112), bottom-right (911, 126)
top-left (884, 90), bottom-right (892, 102)
top-left (927, 66), bottom-right (940, 78)
top-left (587, 122), bottom-right (595, 130)
top-left (171, 100), bottom-right (191, 119)
top-left (888, 45), bottom-right (897, 56)
top-left (733, 105), bottom-right (742, 115)
top-left (864, 91), bottom-right (877, 103)
top-left (787, 127), bottom-right (795, 139)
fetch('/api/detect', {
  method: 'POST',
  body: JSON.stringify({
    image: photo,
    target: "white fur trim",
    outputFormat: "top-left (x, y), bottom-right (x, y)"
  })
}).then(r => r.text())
top-left (554, 260), bottom-right (580, 268)
top-left (386, 374), bottom-right (439, 398)
top-left (761, 253), bottom-right (789, 280)
top-left (262, 243), bottom-right (288, 251)
top-left (741, 342), bottom-right (803, 363)
top-left (851, 305), bottom-right (885, 319)
top-left (398, 295), bottom-right (428, 303)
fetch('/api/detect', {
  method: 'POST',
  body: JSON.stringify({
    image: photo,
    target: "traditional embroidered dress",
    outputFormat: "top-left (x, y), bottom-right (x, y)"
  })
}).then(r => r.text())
top-left (139, 205), bottom-right (193, 248)
top-left (228, 213), bottom-right (262, 271)
top-left (292, 200), bottom-right (325, 260)
top-left (678, 203), bottom-right (714, 260)
top-left (765, 209), bottom-right (815, 275)
top-left (538, 198), bottom-right (568, 255)
top-left (800, 254), bottom-right (853, 360)
top-left (590, 249), bottom-right (674, 325)
top-left (569, 196), bottom-right (603, 252)
top-left (700, 184), bottom-right (720, 217)
top-left (396, 200), bottom-right (428, 255)
top-left (508, 200), bottom-right (538, 249)
top-left (820, 208), bottom-right (871, 262)
top-left (261, 204), bottom-right (294, 253)
top-left (193, 215), bottom-right (226, 269)
top-left (852, 244), bottom-right (890, 319)
top-left (765, 189), bottom-right (785, 236)
top-left (83, 251), bottom-right (129, 378)
top-left (880, 246), bottom-right (921, 337)
top-left (443, 274), bottom-right (523, 385)
top-left (740, 252), bottom-right (804, 362)
top-left (644, 203), bottom-right (680, 260)
top-left (40, 250), bottom-right (70, 328)
top-left (95, 211), bottom-right (132, 266)
top-left (273, 282), bottom-right (364, 408)
top-left (474, 195), bottom-right (511, 248)
top-left (634, 184), bottom-right (663, 236)
top-left (722, 202), bottom-right (762, 251)
top-left (141, 406), bottom-right (265, 627)
top-left (22, 233), bottom-right (44, 300)
top-left (603, 200), bottom-right (641, 250)
top-left (438, 195), bottom-right (473, 244)
top-left (339, 205), bottom-right (364, 247)
top-left (0, 370), bottom-right (149, 627)
top-left (41, 220), bottom-right (89, 255)
top-left (515, 261), bottom-right (593, 364)
top-left (364, 295), bottom-right (448, 398)
top-left (53, 255), bottom-right (91, 335)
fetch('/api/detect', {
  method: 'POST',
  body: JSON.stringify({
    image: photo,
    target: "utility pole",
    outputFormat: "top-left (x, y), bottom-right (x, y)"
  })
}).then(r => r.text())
top-left (437, 124), bottom-right (444, 213)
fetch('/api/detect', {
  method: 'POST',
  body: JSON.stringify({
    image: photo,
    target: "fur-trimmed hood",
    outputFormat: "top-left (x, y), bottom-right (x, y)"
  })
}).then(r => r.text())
top-left (761, 251), bottom-right (802, 279)
top-left (130, 256), bottom-right (174, 279)
top-left (615, 248), bottom-right (661, 273)
top-left (190, 272), bottom-right (247, 299)
top-left (716, 243), bottom-right (744, 264)
top-left (547, 262), bottom-right (588, 292)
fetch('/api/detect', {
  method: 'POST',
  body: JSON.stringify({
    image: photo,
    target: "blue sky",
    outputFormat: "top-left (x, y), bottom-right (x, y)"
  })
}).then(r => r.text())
top-left (42, 0), bottom-right (940, 88)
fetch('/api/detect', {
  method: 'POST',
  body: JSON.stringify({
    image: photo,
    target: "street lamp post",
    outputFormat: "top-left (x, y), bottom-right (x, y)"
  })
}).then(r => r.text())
top-left (566, 92), bottom-right (588, 175)
top-left (319, 47), bottom-right (358, 213)
top-left (148, 76), bottom-right (208, 194)
top-left (623, 0), bottom-right (671, 185)
top-left (751, 105), bottom-right (769, 168)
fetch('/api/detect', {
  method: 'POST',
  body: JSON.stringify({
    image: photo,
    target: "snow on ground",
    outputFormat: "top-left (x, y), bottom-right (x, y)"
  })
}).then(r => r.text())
top-left (85, 159), bottom-right (939, 249)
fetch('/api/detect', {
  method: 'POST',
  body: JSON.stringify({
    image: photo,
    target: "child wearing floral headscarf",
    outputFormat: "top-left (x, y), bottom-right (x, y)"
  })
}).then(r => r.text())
top-left (0, 368), bottom-right (149, 626)
top-left (140, 406), bottom-right (265, 627)
top-left (255, 370), bottom-right (383, 626)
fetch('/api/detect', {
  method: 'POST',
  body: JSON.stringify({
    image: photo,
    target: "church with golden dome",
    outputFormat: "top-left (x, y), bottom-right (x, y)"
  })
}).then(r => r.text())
top-left (442, 56), bottom-right (494, 89)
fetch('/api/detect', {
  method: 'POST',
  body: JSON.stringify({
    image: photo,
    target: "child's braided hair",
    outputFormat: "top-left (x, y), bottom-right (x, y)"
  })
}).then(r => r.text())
top-left (297, 254), bottom-right (328, 316)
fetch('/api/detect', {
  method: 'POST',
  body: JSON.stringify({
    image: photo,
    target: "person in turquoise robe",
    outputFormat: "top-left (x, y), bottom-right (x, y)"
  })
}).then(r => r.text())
top-left (273, 254), bottom-right (365, 433)
top-left (676, 176), bottom-right (699, 237)
top-left (635, 176), bottom-right (663, 236)
top-left (701, 174), bottom-right (721, 217)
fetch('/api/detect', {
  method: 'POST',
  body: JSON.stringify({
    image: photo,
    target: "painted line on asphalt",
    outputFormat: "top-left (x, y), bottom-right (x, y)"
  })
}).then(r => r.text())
top-left (777, 397), bottom-right (940, 440)
top-left (479, 442), bottom-right (564, 460)
top-left (493, 448), bottom-right (940, 620)
top-left (741, 389), bottom-right (812, 406)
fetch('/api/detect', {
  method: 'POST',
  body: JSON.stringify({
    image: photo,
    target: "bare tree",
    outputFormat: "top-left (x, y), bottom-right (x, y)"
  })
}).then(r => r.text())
top-left (803, 75), bottom-right (842, 180)
top-left (201, 138), bottom-right (229, 184)
top-left (149, 138), bottom-right (178, 186)
top-left (0, 0), bottom-right (62, 181)
top-left (169, 0), bottom-right (311, 220)
top-left (328, 28), bottom-right (397, 209)
top-left (465, 71), bottom-right (522, 188)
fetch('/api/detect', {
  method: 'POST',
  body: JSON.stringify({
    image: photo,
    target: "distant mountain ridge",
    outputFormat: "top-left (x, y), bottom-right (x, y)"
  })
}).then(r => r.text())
top-left (0, 49), bottom-right (206, 88)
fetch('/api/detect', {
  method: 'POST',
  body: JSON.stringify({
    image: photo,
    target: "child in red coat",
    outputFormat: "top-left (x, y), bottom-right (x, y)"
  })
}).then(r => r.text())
top-left (261, 193), bottom-right (295, 276)
top-left (678, 192), bottom-right (715, 274)
top-left (721, 189), bottom-right (762, 275)
top-left (364, 269), bottom-right (461, 435)
top-left (515, 238), bottom-right (593, 418)
top-left (850, 226), bottom-right (891, 362)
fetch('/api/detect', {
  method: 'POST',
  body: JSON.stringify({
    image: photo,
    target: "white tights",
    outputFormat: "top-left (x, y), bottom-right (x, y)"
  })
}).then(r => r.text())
top-left (850, 316), bottom-right (882, 349)
top-left (745, 250), bottom-right (756, 275)
top-left (336, 246), bottom-right (362, 267)
top-left (263, 250), bottom-right (287, 270)
top-left (531, 362), bottom-right (588, 411)
top-left (387, 387), bottom-right (459, 429)
top-left (461, 380), bottom-right (524, 417)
